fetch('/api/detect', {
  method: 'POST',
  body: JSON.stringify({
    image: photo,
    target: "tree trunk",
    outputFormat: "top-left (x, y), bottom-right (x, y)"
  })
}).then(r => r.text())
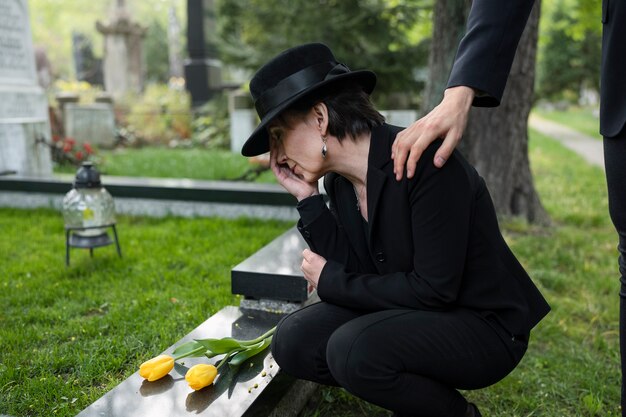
top-left (420, 0), bottom-right (471, 114)
top-left (423, 0), bottom-right (549, 224)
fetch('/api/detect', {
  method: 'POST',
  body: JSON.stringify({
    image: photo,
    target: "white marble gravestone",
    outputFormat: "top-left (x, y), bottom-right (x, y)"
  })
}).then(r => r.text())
top-left (0, 0), bottom-right (52, 177)
top-left (228, 90), bottom-right (256, 154)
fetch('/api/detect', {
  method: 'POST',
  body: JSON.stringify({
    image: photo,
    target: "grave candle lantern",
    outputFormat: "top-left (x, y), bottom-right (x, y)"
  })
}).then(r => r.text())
top-left (62, 161), bottom-right (121, 266)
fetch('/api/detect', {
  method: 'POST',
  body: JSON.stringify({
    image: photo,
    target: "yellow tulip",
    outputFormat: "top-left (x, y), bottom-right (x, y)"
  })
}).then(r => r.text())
top-left (185, 364), bottom-right (218, 390)
top-left (139, 354), bottom-right (174, 381)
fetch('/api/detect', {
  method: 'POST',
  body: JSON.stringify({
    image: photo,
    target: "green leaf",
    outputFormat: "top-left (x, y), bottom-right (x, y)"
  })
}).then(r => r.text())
top-left (204, 350), bottom-right (220, 359)
top-left (172, 340), bottom-right (206, 358)
top-left (195, 337), bottom-right (243, 354)
top-left (228, 336), bottom-right (272, 368)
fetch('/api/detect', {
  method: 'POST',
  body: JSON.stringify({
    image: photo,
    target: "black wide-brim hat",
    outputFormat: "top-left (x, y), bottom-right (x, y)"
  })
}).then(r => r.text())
top-left (241, 43), bottom-right (377, 157)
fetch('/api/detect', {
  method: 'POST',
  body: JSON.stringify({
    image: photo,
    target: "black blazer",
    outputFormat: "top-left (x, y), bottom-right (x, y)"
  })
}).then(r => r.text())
top-left (600, 0), bottom-right (626, 137)
top-left (446, 0), bottom-right (625, 137)
top-left (297, 124), bottom-right (550, 338)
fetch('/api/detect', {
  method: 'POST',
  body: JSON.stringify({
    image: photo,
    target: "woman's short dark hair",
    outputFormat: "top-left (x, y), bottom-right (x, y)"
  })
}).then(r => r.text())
top-left (281, 82), bottom-right (385, 141)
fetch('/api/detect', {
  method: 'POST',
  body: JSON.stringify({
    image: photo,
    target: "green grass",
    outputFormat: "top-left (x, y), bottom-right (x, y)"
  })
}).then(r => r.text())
top-left (2, 128), bottom-right (621, 417)
top-left (533, 106), bottom-right (602, 140)
top-left (54, 147), bottom-right (276, 183)
top-left (0, 213), bottom-right (290, 417)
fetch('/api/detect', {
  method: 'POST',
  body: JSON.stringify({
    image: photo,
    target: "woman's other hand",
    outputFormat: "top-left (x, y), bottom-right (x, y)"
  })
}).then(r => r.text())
top-left (270, 144), bottom-right (319, 201)
top-left (301, 249), bottom-right (326, 289)
top-left (391, 86), bottom-right (474, 180)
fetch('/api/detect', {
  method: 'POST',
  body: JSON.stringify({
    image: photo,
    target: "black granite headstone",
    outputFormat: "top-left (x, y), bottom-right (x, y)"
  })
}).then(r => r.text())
top-left (76, 306), bottom-right (290, 417)
top-left (231, 227), bottom-right (311, 303)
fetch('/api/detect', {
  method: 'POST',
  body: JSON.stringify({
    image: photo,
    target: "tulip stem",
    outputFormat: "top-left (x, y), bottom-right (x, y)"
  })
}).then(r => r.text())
top-left (172, 326), bottom-right (276, 363)
top-left (216, 351), bottom-right (233, 370)
top-left (173, 345), bottom-right (207, 361)
top-left (240, 326), bottom-right (276, 346)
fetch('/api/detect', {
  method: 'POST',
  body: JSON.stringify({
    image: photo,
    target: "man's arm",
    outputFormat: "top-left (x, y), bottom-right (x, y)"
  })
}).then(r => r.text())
top-left (447, 0), bottom-right (536, 106)
top-left (392, 0), bottom-right (536, 179)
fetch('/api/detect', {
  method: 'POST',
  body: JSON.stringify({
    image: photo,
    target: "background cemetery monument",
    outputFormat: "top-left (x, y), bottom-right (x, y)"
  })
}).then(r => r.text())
top-left (96, 0), bottom-right (146, 98)
top-left (0, 0), bottom-right (52, 177)
top-left (185, 0), bottom-right (222, 107)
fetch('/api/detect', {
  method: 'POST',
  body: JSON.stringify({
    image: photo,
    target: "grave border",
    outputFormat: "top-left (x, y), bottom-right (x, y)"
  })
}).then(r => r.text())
top-left (0, 175), bottom-right (297, 206)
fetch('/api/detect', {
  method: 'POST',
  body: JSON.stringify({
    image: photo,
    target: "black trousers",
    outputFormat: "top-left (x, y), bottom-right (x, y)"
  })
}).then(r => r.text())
top-left (271, 302), bottom-right (527, 417)
top-left (603, 131), bottom-right (626, 416)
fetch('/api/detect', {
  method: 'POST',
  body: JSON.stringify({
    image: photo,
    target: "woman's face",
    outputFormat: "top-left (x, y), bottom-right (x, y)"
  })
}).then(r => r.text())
top-left (268, 110), bottom-right (326, 182)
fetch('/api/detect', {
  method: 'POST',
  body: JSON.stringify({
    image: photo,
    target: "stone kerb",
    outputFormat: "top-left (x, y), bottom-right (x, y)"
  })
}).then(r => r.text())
top-left (0, 174), bottom-right (301, 220)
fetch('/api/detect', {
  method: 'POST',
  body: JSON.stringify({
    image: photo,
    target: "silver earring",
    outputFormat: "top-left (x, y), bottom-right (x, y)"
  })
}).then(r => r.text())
top-left (321, 136), bottom-right (327, 158)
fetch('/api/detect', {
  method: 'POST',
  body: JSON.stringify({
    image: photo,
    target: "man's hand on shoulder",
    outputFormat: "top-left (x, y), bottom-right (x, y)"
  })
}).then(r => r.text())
top-left (392, 86), bottom-right (475, 180)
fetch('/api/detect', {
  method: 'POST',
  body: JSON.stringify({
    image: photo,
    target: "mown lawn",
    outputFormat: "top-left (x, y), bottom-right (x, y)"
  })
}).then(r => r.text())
top-left (54, 147), bottom-right (276, 183)
top-left (1, 128), bottom-right (621, 417)
top-left (0, 214), bottom-right (291, 416)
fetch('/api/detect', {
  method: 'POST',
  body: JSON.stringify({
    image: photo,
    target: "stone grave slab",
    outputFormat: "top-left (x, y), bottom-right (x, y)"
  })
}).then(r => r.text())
top-left (64, 103), bottom-right (116, 148)
top-left (231, 226), bottom-right (311, 305)
top-left (76, 306), bottom-right (302, 417)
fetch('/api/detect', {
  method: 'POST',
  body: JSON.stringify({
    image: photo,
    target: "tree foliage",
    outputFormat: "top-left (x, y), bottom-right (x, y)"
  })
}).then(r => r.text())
top-left (29, 0), bottom-right (186, 81)
top-left (29, 0), bottom-right (109, 78)
top-left (216, 0), bottom-right (433, 103)
top-left (144, 20), bottom-right (171, 84)
top-left (28, 0), bottom-right (603, 104)
top-left (537, 0), bottom-right (601, 101)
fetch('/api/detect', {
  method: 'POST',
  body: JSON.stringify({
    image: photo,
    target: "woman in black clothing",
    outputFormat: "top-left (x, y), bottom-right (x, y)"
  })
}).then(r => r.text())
top-left (241, 43), bottom-right (550, 417)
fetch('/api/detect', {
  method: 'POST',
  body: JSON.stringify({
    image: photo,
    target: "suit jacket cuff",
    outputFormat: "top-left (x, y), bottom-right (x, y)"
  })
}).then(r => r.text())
top-left (316, 259), bottom-right (344, 304)
top-left (296, 194), bottom-right (326, 226)
top-left (446, 80), bottom-right (501, 107)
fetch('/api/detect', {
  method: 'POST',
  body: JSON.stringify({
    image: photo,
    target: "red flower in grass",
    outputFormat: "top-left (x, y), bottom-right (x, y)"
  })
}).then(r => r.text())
top-left (83, 143), bottom-right (94, 155)
top-left (74, 150), bottom-right (84, 161)
top-left (63, 142), bottom-right (73, 153)
top-left (65, 137), bottom-right (76, 146)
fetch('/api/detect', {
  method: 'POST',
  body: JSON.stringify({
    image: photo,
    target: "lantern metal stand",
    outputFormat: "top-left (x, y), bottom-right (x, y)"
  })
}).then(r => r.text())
top-left (65, 224), bottom-right (122, 266)
top-left (63, 161), bottom-right (122, 266)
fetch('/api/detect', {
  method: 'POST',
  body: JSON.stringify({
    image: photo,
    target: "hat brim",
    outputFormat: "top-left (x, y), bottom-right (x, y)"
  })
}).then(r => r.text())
top-left (241, 70), bottom-right (377, 157)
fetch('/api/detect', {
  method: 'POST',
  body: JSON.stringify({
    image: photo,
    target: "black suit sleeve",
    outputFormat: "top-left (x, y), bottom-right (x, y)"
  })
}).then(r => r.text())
top-left (296, 193), bottom-right (365, 273)
top-left (447, 0), bottom-right (536, 107)
top-left (316, 151), bottom-right (475, 311)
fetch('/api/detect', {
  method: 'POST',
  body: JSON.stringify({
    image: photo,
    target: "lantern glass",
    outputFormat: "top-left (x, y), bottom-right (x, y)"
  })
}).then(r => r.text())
top-left (63, 187), bottom-right (116, 236)
top-left (62, 162), bottom-right (116, 237)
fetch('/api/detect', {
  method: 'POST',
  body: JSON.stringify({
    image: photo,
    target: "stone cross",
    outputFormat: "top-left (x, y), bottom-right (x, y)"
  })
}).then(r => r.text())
top-left (96, 0), bottom-right (147, 98)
